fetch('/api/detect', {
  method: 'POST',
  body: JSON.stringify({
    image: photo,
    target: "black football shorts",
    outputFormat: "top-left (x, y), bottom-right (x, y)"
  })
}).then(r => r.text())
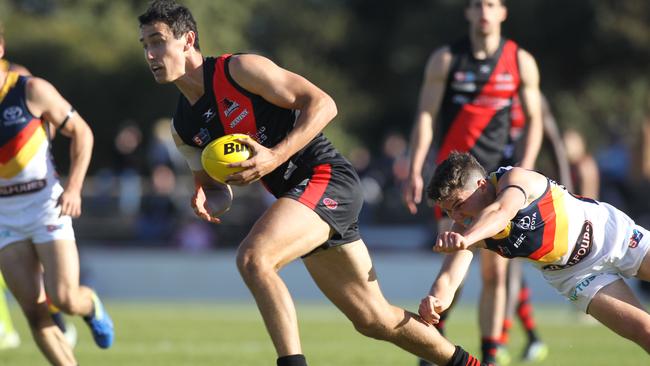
top-left (283, 161), bottom-right (363, 254)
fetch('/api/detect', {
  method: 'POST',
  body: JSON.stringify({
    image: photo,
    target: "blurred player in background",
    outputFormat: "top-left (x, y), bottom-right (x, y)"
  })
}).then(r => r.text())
top-left (138, 1), bottom-right (492, 365)
top-left (421, 151), bottom-right (650, 357)
top-left (403, 0), bottom-right (543, 364)
top-left (0, 23), bottom-right (78, 350)
top-left (0, 23), bottom-right (113, 365)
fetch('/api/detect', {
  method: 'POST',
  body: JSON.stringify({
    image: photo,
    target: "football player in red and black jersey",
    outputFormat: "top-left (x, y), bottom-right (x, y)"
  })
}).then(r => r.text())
top-left (138, 1), bottom-right (491, 366)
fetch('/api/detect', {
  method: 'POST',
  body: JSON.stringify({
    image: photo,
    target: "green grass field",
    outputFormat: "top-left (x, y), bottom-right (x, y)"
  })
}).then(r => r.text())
top-left (1, 302), bottom-right (646, 365)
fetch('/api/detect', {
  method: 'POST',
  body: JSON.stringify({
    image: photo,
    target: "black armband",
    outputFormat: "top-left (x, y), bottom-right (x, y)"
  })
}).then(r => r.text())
top-left (57, 107), bottom-right (76, 131)
top-left (500, 184), bottom-right (527, 204)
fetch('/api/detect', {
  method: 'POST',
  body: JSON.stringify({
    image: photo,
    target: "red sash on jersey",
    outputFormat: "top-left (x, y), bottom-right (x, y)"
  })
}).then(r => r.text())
top-left (212, 54), bottom-right (260, 140)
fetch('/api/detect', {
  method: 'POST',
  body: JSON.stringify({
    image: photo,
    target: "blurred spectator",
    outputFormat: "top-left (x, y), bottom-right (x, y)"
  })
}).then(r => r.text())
top-left (595, 131), bottom-right (630, 211)
top-left (136, 165), bottom-right (178, 243)
top-left (348, 146), bottom-right (382, 224)
top-left (368, 132), bottom-right (412, 223)
top-left (147, 118), bottom-right (187, 172)
top-left (563, 128), bottom-right (599, 199)
top-left (113, 121), bottom-right (145, 215)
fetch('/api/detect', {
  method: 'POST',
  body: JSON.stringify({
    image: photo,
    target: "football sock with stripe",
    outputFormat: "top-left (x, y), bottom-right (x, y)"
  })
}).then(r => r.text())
top-left (481, 337), bottom-right (499, 364)
top-left (517, 280), bottom-right (540, 343)
top-left (446, 345), bottom-right (491, 366)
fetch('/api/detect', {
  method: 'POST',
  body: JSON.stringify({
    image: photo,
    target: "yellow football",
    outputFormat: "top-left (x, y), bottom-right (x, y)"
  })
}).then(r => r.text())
top-left (201, 133), bottom-right (251, 183)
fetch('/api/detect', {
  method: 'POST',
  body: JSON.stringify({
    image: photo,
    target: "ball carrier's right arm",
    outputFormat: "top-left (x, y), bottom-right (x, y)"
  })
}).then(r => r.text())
top-left (171, 125), bottom-right (232, 223)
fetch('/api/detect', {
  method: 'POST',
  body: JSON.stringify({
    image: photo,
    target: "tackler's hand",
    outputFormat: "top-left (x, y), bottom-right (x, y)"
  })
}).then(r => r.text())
top-left (433, 231), bottom-right (470, 253)
top-left (418, 295), bottom-right (445, 325)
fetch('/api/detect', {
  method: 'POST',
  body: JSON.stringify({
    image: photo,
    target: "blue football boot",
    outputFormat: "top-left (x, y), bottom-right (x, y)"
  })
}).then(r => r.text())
top-left (83, 291), bottom-right (114, 349)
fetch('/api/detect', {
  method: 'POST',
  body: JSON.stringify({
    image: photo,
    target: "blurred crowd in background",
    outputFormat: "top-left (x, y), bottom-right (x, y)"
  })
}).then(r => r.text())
top-left (74, 117), bottom-right (650, 256)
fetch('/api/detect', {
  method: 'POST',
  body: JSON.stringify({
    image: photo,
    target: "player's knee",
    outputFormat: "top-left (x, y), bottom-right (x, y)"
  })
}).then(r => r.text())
top-left (236, 247), bottom-right (273, 281)
top-left (348, 307), bottom-right (394, 340)
top-left (481, 267), bottom-right (507, 288)
top-left (49, 290), bottom-right (82, 315)
top-left (352, 317), bottom-right (391, 340)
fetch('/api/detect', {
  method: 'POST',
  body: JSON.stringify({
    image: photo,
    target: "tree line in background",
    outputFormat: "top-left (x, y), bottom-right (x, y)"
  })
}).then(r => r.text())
top-left (1, 0), bottom-right (648, 172)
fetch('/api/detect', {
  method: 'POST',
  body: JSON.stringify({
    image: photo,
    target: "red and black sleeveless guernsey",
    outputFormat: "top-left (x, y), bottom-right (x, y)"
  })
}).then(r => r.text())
top-left (173, 55), bottom-right (349, 198)
top-left (437, 37), bottom-right (521, 172)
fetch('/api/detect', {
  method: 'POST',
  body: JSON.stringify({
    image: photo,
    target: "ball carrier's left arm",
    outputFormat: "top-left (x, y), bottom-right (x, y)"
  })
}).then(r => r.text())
top-left (171, 128), bottom-right (232, 224)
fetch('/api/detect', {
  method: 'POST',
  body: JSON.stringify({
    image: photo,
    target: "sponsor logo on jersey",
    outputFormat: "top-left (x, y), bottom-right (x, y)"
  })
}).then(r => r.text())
top-left (543, 221), bottom-right (593, 271)
top-left (323, 197), bottom-right (338, 210)
top-left (220, 98), bottom-right (240, 118)
top-left (2, 106), bottom-right (27, 126)
top-left (517, 213), bottom-right (537, 230)
top-left (454, 71), bottom-right (475, 82)
top-left (451, 82), bottom-right (477, 93)
top-left (254, 126), bottom-right (268, 144)
top-left (0, 179), bottom-right (47, 197)
top-left (472, 95), bottom-right (512, 110)
top-left (629, 228), bottom-right (644, 248)
top-left (479, 64), bottom-right (491, 74)
top-left (569, 274), bottom-right (598, 302)
top-left (513, 233), bottom-right (526, 248)
top-left (46, 224), bottom-right (64, 232)
top-left (192, 128), bottom-right (210, 146)
top-left (495, 73), bottom-right (513, 82)
top-left (229, 109), bottom-right (249, 129)
top-left (202, 108), bottom-right (216, 122)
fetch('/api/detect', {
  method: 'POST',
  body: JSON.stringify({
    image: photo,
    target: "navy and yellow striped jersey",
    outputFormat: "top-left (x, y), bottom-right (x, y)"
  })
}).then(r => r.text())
top-left (482, 167), bottom-right (633, 270)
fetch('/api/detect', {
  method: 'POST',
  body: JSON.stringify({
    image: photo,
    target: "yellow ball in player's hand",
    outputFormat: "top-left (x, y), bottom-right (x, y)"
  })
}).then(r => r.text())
top-left (201, 134), bottom-right (251, 183)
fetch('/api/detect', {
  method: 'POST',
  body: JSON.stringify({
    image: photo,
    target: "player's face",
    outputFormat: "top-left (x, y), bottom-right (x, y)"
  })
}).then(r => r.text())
top-left (438, 180), bottom-right (490, 227)
top-left (140, 22), bottom-right (189, 84)
top-left (465, 0), bottom-right (507, 36)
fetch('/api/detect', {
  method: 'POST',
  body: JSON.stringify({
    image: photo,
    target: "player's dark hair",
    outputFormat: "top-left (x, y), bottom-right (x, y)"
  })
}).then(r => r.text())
top-left (426, 151), bottom-right (486, 203)
top-left (138, 0), bottom-right (200, 51)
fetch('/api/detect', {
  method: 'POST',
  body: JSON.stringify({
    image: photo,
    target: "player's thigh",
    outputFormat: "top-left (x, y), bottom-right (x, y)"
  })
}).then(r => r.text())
top-left (34, 239), bottom-right (80, 300)
top-left (303, 240), bottom-right (388, 320)
top-left (240, 197), bottom-right (332, 268)
top-left (587, 279), bottom-right (650, 339)
top-left (479, 250), bottom-right (508, 282)
top-left (0, 240), bottom-right (45, 308)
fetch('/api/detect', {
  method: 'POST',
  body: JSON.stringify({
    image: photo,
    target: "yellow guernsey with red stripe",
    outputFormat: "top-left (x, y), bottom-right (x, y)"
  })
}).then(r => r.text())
top-left (485, 167), bottom-right (601, 269)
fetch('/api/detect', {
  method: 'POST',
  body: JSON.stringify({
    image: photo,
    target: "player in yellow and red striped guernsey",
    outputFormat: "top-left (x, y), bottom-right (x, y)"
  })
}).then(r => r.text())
top-left (420, 151), bottom-right (650, 356)
top-left (0, 31), bottom-right (79, 349)
top-left (0, 32), bottom-right (113, 364)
